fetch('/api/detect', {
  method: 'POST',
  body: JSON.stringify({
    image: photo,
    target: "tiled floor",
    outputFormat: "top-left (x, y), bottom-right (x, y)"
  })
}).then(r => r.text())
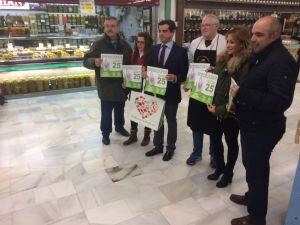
top-left (0, 84), bottom-right (299, 225)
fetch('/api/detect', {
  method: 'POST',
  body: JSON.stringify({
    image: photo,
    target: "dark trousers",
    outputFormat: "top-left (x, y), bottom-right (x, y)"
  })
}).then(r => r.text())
top-left (153, 103), bottom-right (178, 151)
top-left (210, 117), bottom-right (239, 176)
top-left (100, 100), bottom-right (125, 137)
top-left (191, 132), bottom-right (214, 159)
top-left (240, 124), bottom-right (285, 225)
top-left (131, 121), bottom-right (151, 132)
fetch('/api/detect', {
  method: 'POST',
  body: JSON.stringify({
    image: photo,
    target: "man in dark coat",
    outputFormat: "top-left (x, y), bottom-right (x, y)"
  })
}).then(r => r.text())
top-left (230, 16), bottom-right (298, 225)
top-left (144, 19), bottom-right (189, 161)
top-left (83, 16), bottom-right (132, 145)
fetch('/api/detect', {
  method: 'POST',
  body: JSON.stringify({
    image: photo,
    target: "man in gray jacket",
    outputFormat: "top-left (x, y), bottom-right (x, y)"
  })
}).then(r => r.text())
top-left (83, 16), bottom-right (132, 145)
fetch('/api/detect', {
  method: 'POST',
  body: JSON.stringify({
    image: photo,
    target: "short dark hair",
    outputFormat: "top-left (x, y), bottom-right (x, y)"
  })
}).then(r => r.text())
top-left (158, 19), bottom-right (177, 31)
top-left (105, 16), bottom-right (119, 25)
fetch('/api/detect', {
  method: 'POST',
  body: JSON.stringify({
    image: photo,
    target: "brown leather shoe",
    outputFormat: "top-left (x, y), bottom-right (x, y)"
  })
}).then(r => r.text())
top-left (230, 194), bottom-right (247, 206)
top-left (231, 216), bottom-right (254, 225)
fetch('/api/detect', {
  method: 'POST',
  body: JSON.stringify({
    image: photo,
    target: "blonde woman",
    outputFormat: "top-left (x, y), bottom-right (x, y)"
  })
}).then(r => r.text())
top-left (207, 27), bottom-right (251, 188)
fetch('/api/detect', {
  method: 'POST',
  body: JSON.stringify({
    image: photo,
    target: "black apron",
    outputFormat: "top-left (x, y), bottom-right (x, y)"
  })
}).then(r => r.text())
top-left (187, 35), bottom-right (220, 134)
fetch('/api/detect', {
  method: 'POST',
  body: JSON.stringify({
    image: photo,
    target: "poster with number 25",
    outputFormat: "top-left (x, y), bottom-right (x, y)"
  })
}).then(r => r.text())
top-left (100, 54), bottom-right (123, 78)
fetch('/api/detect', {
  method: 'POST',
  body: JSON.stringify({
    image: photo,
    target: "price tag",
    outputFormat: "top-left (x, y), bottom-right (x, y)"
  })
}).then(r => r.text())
top-left (7, 43), bottom-right (13, 50)
top-left (39, 43), bottom-right (44, 48)
top-left (58, 25), bottom-right (64, 31)
top-left (47, 43), bottom-right (52, 48)
top-left (65, 44), bottom-right (70, 48)
top-left (79, 45), bottom-right (85, 51)
top-left (65, 23), bottom-right (71, 30)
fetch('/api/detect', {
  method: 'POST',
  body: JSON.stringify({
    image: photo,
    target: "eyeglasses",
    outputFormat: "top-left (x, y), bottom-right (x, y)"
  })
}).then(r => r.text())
top-left (200, 24), bottom-right (217, 28)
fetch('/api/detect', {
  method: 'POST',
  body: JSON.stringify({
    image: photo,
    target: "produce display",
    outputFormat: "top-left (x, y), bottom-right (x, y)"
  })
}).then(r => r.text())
top-left (1, 74), bottom-right (93, 95)
top-left (0, 46), bottom-right (88, 61)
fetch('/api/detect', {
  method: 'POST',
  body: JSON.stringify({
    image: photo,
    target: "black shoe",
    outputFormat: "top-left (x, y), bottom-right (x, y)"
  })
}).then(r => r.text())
top-left (230, 194), bottom-right (247, 206)
top-left (145, 148), bottom-right (163, 157)
top-left (102, 136), bottom-right (110, 145)
top-left (123, 129), bottom-right (137, 145)
top-left (141, 129), bottom-right (151, 146)
top-left (116, 128), bottom-right (130, 137)
top-left (216, 174), bottom-right (233, 188)
top-left (207, 170), bottom-right (223, 180)
top-left (162, 149), bottom-right (174, 161)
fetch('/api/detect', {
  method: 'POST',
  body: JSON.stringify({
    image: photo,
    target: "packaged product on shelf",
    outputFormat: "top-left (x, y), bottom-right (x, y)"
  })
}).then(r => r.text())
top-left (74, 75), bottom-right (80, 88)
top-left (43, 78), bottom-right (50, 91)
top-left (36, 78), bottom-right (44, 92)
top-left (20, 79), bottom-right (28, 93)
top-left (12, 79), bottom-right (21, 94)
top-left (3, 80), bottom-right (12, 95)
top-left (28, 77), bottom-right (37, 93)
top-left (68, 76), bottom-right (74, 88)
top-left (80, 75), bottom-right (85, 87)
top-left (84, 74), bottom-right (92, 86)
top-left (57, 76), bottom-right (64, 89)
top-left (50, 77), bottom-right (57, 90)
top-left (62, 77), bottom-right (69, 89)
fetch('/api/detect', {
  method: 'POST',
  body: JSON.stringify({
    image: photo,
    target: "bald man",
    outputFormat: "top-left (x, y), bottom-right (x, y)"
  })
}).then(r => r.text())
top-left (229, 16), bottom-right (298, 225)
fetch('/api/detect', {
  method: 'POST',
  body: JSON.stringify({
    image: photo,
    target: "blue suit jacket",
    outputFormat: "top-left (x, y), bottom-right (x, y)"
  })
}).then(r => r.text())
top-left (148, 43), bottom-right (189, 104)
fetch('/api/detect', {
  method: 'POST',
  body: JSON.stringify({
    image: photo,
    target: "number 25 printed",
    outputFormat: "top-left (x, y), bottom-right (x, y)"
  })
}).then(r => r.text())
top-left (205, 83), bottom-right (214, 93)
top-left (157, 77), bottom-right (166, 85)
top-left (113, 62), bottom-right (121, 69)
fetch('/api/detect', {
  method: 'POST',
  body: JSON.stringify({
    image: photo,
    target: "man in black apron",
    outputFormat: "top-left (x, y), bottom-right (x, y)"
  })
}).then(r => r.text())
top-left (186, 14), bottom-right (226, 167)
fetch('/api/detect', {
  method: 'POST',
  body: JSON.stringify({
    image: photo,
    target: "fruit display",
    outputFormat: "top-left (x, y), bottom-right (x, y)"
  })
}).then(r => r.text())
top-left (0, 73), bottom-right (93, 95)
top-left (74, 49), bottom-right (84, 57)
top-left (45, 52), bottom-right (58, 59)
top-left (0, 45), bottom-right (89, 62)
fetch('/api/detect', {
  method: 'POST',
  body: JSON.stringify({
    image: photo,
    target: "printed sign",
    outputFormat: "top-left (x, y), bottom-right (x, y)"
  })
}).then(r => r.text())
top-left (144, 66), bottom-right (168, 96)
top-left (0, 1), bottom-right (30, 10)
top-left (100, 54), bottom-right (123, 78)
top-left (184, 63), bottom-right (210, 89)
top-left (79, 0), bottom-right (95, 15)
top-left (123, 65), bottom-right (142, 90)
top-left (190, 71), bottom-right (218, 104)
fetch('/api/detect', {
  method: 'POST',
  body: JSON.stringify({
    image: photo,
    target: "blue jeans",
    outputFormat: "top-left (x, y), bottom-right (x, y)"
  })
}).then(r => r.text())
top-left (192, 131), bottom-right (204, 157)
top-left (100, 100), bottom-right (125, 137)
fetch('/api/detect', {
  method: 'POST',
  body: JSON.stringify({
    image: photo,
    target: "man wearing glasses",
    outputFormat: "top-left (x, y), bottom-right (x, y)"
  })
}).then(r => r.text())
top-left (186, 14), bottom-right (226, 167)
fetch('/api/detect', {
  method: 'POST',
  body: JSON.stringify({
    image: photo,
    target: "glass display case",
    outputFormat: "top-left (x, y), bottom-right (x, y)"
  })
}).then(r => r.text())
top-left (0, 2), bottom-right (154, 96)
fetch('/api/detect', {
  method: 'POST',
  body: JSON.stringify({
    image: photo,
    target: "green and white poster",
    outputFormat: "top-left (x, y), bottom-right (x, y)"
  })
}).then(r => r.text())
top-left (190, 71), bottom-right (218, 104)
top-left (100, 54), bottom-right (123, 78)
top-left (184, 63), bottom-right (210, 89)
top-left (144, 66), bottom-right (168, 96)
top-left (123, 65), bottom-right (142, 89)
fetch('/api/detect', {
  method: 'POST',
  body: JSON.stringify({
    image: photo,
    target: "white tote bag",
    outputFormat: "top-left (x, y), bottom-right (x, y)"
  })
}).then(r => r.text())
top-left (129, 91), bottom-right (165, 131)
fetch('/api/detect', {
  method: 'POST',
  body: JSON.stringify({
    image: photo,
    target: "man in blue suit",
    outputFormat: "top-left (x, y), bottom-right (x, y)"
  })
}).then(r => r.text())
top-left (145, 19), bottom-right (189, 161)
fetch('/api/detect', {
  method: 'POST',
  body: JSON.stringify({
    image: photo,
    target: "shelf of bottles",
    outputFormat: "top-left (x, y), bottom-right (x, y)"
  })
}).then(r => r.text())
top-left (0, 3), bottom-right (100, 40)
top-left (188, 0), bottom-right (300, 7)
top-left (184, 9), bottom-right (271, 43)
